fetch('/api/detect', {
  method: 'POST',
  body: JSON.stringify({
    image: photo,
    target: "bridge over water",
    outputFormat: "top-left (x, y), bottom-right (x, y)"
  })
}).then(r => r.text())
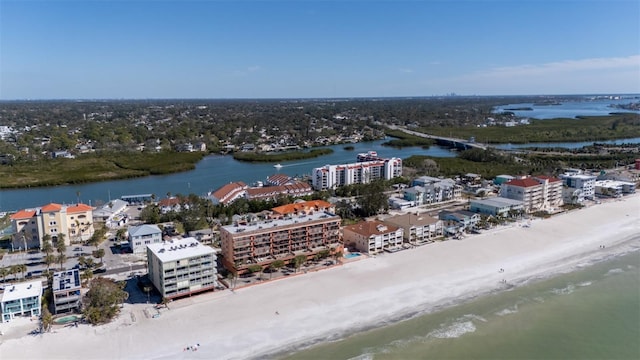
top-left (388, 126), bottom-right (489, 150)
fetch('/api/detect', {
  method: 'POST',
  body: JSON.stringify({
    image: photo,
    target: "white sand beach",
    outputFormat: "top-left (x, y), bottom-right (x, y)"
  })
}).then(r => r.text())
top-left (1, 194), bottom-right (638, 360)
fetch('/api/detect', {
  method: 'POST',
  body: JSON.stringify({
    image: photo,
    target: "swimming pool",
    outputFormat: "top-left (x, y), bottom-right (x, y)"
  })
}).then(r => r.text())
top-left (53, 314), bottom-right (83, 325)
top-left (344, 253), bottom-right (361, 259)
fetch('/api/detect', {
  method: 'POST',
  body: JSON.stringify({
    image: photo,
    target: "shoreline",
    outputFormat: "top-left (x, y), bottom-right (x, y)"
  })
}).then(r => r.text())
top-left (0, 194), bottom-right (638, 360)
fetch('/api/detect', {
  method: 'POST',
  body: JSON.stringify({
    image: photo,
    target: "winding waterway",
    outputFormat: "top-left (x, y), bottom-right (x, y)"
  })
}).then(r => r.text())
top-left (0, 139), bottom-right (454, 211)
top-left (2, 94), bottom-right (640, 212)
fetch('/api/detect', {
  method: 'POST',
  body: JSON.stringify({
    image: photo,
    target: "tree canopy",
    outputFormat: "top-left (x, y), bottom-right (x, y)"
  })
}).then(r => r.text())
top-left (82, 277), bottom-right (129, 325)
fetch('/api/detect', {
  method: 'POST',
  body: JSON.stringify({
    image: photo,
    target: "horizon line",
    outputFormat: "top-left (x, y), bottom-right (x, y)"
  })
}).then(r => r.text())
top-left (2, 93), bottom-right (639, 102)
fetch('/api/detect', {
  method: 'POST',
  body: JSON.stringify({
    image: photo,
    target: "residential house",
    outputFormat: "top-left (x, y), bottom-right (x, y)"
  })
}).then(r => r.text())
top-left (1, 281), bottom-right (42, 323)
top-left (128, 224), bottom-right (163, 254)
top-left (438, 210), bottom-right (481, 235)
top-left (92, 199), bottom-right (129, 229)
top-left (207, 182), bottom-right (248, 205)
top-left (52, 269), bottom-right (81, 314)
top-left (382, 213), bottom-right (443, 245)
top-left (147, 238), bottom-right (218, 299)
top-left (343, 220), bottom-right (404, 254)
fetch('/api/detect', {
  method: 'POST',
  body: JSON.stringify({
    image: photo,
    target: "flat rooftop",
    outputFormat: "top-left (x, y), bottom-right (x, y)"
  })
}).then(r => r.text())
top-left (221, 211), bottom-right (340, 235)
top-left (1, 281), bottom-right (43, 302)
top-left (53, 269), bottom-right (81, 292)
top-left (147, 237), bottom-right (214, 263)
top-left (470, 197), bottom-right (524, 207)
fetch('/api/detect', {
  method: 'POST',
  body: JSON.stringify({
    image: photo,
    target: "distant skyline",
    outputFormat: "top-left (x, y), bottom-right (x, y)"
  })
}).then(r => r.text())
top-left (1, 0), bottom-right (639, 100)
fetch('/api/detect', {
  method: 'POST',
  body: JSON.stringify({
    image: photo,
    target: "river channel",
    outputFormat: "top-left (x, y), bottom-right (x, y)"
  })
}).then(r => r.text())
top-left (0, 139), bottom-right (454, 212)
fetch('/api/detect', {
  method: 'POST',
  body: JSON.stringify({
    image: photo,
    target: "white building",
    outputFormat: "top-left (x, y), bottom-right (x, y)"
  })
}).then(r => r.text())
top-left (128, 224), bottom-right (163, 254)
top-left (312, 157), bottom-right (402, 190)
top-left (500, 175), bottom-right (563, 212)
top-left (1, 281), bottom-right (42, 323)
top-left (406, 176), bottom-right (461, 205)
top-left (559, 172), bottom-right (596, 200)
top-left (92, 199), bottom-right (129, 229)
top-left (52, 269), bottom-right (82, 314)
top-left (343, 220), bottom-right (404, 254)
top-left (469, 197), bottom-right (524, 217)
top-left (594, 180), bottom-right (636, 198)
top-left (147, 237), bottom-right (218, 299)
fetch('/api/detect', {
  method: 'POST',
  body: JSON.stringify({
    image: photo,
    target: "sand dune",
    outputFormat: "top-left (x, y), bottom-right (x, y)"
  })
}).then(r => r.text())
top-left (1, 194), bottom-right (638, 360)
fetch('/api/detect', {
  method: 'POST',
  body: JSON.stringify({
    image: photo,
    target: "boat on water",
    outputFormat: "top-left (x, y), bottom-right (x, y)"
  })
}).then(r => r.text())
top-left (274, 163), bottom-right (283, 169)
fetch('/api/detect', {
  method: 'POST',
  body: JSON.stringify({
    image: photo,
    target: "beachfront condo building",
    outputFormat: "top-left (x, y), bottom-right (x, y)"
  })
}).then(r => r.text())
top-left (382, 213), bottom-right (444, 245)
top-left (128, 224), bottom-right (163, 254)
top-left (343, 220), bottom-right (404, 254)
top-left (311, 156), bottom-right (402, 191)
top-left (219, 211), bottom-right (342, 274)
top-left (147, 237), bottom-right (218, 299)
top-left (1, 281), bottom-right (42, 323)
top-left (10, 203), bottom-right (94, 250)
top-left (559, 172), bottom-right (596, 201)
top-left (52, 269), bottom-right (82, 314)
top-left (404, 176), bottom-right (462, 205)
top-left (500, 175), bottom-right (563, 213)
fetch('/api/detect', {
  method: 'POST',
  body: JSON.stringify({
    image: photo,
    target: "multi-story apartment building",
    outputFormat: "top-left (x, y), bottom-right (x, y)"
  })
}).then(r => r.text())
top-left (311, 155), bottom-right (402, 191)
top-left (343, 220), bottom-right (404, 254)
top-left (404, 176), bottom-right (461, 205)
top-left (147, 237), bottom-right (218, 300)
top-left (52, 269), bottom-right (82, 314)
top-left (1, 281), bottom-right (42, 323)
top-left (500, 175), bottom-right (563, 212)
top-left (220, 211), bottom-right (342, 274)
top-left (128, 224), bottom-right (163, 254)
top-left (10, 203), bottom-right (94, 250)
top-left (559, 172), bottom-right (596, 200)
top-left (382, 213), bottom-right (444, 245)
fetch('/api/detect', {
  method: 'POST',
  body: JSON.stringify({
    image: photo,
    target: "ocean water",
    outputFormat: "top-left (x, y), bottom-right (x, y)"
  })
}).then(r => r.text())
top-left (280, 250), bottom-right (640, 360)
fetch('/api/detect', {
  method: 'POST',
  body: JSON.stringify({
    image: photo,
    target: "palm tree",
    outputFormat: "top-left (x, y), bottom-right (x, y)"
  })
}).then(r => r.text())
top-left (44, 254), bottom-right (56, 271)
top-left (293, 255), bottom-right (306, 273)
top-left (93, 249), bottom-right (105, 264)
top-left (0, 267), bottom-right (9, 283)
top-left (56, 253), bottom-right (67, 270)
top-left (41, 234), bottom-right (53, 255)
top-left (269, 260), bottom-right (285, 279)
top-left (10, 265), bottom-right (21, 280)
top-left (19, 264), bottom-right (27, 279)
top-left (81, 269), bottom-right (93, 286)
top-left (41, 307), bottom-right (54, 333)
top-left (55, 234), bottom-right (67, 254)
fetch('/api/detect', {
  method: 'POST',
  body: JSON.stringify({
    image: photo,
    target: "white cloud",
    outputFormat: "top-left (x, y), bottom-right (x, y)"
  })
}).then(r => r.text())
top-left (432, 55), bottom-right (640, 95)
top-left (476, 55), bottom-right (640, 79)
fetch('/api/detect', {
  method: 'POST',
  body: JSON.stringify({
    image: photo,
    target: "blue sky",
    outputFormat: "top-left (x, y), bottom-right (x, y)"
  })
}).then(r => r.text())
top-left (1, 0), bottom-right (639, 99)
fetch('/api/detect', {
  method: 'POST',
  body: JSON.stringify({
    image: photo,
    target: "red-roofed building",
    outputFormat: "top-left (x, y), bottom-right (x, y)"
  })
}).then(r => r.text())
top-left (207, 182), bottom-right (248, 205)
top-left (500, 175), bottom-right (563, 212)
top-left (10, 203), bottom-right (95, 250)
top-left (271, 200), bottom-right (335, 217)
top-left (343, 220), bottom-right (404, 254)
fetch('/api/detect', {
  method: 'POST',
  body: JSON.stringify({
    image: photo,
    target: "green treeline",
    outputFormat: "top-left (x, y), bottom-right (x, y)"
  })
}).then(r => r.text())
top-left (419, 114), bottom-right (640, 144)
top-left (382, 129), bottom-right (434, 148)
top-left (232, 148), bottom-right (333, 162)
top-left (0, 151), bottom-right (205, 189)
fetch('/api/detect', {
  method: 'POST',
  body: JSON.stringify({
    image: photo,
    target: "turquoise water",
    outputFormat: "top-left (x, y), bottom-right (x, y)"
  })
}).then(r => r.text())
top-left (53, 314), bottom-right (82, 324)
top-left (344, 253), bottom-right (361, 259)
top-left (280, 251), bottom-right (640, 360)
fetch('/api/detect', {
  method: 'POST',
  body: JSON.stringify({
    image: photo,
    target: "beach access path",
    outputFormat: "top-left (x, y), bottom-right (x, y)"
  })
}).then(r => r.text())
top-left (0, 194), bottom-right (638, 360)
